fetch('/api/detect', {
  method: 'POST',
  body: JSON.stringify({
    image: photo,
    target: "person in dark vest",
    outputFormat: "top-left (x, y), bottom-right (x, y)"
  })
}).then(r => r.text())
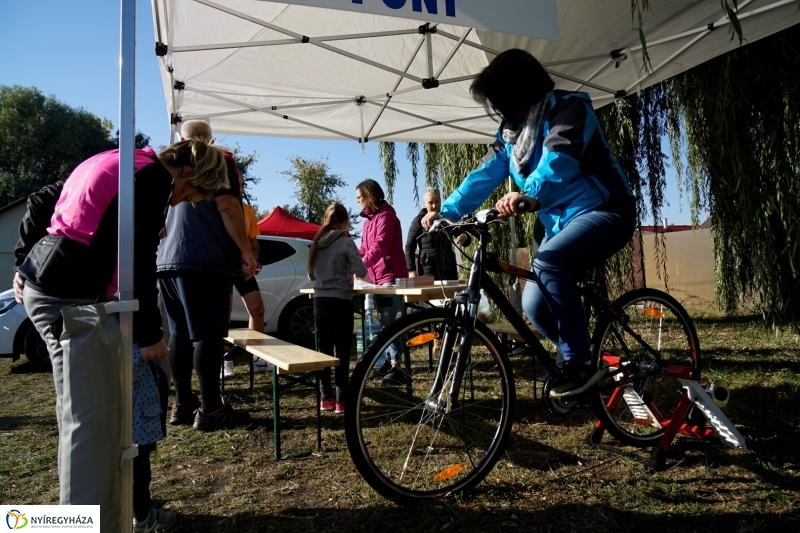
top-left (404, 187), bottom-right (460, 280)
top-left (158, 120), bottom-right (257, 432)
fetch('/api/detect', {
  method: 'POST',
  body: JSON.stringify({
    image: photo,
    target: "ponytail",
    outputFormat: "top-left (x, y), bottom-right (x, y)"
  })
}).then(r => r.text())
top-left (308, 203), bottom-right (350, 279)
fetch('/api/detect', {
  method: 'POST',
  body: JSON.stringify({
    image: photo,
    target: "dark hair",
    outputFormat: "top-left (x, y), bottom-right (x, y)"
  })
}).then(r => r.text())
top-left (470, 49), bottom-right (554, 121)
top-left (307, 203), bottom-right (350, 279)
top-left (356, 179), bottom-right (385, 211)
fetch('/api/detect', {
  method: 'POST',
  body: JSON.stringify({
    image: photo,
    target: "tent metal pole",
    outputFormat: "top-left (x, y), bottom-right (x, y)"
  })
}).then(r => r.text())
top-left (545, 68), bottom-right (618, 95)
top-left (425, 30), bottom-right (434, 79)
top-left (437, 74), bottom-right (478, 86)
top-left (626, 28), bottom-right (710, 92)
top-left (366, 100), bottom-right (494, 139)
top-left (627, 0), bottom-right (780, 52)
top-left (543, 53), bottom-right (617, 67)
top-left (183, 109), bottom-right (257, 121)
top-left (365, 35), bottom-right (426, 139)
top-left (369, 124), bottom-right (438, 141)
top-left (436, 28), bottom-right (500, 56)
top-left (173, 29), bottom-right (421, 52)
top-left (192, 0), bottom-right (424, 83)
top-left (118, 0), bottom-right (136, 531)
top-left (187, 86), bottom-right (360, 140)
top-left (434, 28), bottom-right (471, 80)
top-left (572, 58), bottom-right (613, 93)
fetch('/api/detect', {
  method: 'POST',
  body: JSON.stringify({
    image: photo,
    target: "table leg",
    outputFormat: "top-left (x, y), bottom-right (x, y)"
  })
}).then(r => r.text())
top-left (273, 366), bottom-right (280, 460)
top-left (316, 373), bottom-right (322, 451)
top-left (249, 353), bottom-right (255, 396)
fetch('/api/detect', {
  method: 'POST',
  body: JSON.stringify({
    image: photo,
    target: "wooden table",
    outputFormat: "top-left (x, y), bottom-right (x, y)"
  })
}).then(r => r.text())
top-left (300, 283), bottom-right (468, 303)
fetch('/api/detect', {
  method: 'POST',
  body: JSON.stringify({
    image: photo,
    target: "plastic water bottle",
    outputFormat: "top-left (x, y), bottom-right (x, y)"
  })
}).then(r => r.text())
top-left (356, 295), bottom-right (383, 358)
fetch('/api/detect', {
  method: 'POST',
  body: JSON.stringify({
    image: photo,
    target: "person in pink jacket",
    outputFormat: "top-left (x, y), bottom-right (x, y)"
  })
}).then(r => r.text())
top-left (356, 179), bottom-right (408, 386)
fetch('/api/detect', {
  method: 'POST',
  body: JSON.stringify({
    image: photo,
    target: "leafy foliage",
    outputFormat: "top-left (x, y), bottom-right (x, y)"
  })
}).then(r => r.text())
top-left (0, 85), bottom-right (117, 206)
top-left (229, 144), bottom-right (260, 205)
top-left (281, 155), bottom-right (360, 235)
top-left (377, 142), bottom-right (398, 204)
top-left (598, 24), bottom-right (800, 326)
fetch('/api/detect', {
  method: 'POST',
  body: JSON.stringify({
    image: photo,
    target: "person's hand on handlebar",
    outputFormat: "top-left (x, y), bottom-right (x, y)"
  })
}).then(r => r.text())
top-left (495, 192), bottom-right (538, 219)
top-left (421, 211), bottom-right (441, 230)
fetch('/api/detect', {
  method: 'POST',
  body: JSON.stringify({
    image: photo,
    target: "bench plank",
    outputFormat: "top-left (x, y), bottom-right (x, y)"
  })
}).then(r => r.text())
top-left (224, 329), bottom-right (338, 375)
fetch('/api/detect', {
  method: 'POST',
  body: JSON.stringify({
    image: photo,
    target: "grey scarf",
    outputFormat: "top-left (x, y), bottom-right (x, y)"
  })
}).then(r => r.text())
top-left (501, 91), bottom-right (552, 174)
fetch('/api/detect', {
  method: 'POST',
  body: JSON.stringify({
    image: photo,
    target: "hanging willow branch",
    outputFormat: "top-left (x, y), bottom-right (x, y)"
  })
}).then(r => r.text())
top-left (630, 0), bottom-right (744, 72)
top-left (378, 141), bottom-right (398, 203)
top-left (406, 142), bottom-right (420, 206)
top-left (599, 24), bottom-right (800, 328)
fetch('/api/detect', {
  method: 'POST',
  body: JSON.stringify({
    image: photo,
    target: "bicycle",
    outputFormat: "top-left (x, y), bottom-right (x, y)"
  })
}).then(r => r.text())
top-left (344, 203), bottom-right (700, 505)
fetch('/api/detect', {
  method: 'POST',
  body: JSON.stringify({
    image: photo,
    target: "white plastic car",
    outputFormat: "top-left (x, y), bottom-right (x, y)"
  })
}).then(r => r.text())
top-left (0, 288), bottom-right (51, 371)
top-left (231, 235), bottom-right (315, 346)
top-left (0, 235), bottom-right (316, 371)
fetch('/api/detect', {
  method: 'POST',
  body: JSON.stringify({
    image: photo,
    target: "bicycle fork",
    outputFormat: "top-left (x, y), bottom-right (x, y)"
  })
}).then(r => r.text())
top-left (425, 255), bottom-right (483, 414)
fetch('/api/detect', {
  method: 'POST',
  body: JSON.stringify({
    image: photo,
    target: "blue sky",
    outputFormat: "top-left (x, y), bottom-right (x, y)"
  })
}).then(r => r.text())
top-left (0, 0), bottom-right (702, 234)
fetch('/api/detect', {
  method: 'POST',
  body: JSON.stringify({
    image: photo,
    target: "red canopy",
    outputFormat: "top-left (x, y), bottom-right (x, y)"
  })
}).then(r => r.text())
top-left (257, 206), bottom-right (321, 241)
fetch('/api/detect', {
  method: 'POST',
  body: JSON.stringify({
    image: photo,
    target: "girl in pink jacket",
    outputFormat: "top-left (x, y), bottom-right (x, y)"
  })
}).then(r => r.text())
top-left (356, 179), bottom-right (408, 387)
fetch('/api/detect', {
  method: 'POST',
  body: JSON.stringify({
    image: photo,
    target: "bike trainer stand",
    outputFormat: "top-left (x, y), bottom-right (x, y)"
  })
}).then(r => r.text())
top-left (587, 379), bottom-right (747, 471)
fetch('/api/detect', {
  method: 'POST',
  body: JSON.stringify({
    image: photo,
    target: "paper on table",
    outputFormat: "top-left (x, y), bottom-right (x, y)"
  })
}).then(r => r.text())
top-left (354, 279), bottom-right (383, 289)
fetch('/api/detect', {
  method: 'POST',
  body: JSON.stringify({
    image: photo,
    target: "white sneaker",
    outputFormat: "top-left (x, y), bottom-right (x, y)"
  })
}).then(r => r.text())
top-left (220, 359), bottom-right (235, 379)
top-left (253, 358), bottom-right (274, 373)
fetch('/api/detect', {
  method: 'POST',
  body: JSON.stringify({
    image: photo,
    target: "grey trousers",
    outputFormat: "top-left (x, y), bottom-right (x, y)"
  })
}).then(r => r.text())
top-left (22, 286), bottom-right (95, 472)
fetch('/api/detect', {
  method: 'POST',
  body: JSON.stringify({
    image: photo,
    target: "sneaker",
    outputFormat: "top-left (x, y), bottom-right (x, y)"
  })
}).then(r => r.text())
top-left (379, 367), bottom-right (405, 387)
top-left (220, 359), bottom-right (235, 379)
top-left (374, 360), bottom-right (392, 377)
top-left (321, 398), bottom-right (335, 411)
top-left (169, 393), bottom-right (200, 426)
top-left (549, 361), bottom-right (607, 399)
top-left (253, 358), bottom-right (274, 373)
top-left (192, 399), bottom-right (251, 432)
top-left (335, 402), bottom-right (345, 414)
top-left (133, 508), bottom-right (176, 532)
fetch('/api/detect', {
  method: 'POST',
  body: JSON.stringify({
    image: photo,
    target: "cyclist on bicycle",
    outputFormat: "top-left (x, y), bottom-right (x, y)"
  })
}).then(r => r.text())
top-left (422, 49), bottom-right (636, 396)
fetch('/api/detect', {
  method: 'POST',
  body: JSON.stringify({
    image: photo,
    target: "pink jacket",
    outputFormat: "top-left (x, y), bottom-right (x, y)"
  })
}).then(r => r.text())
top-left (359, 201), bottom-right (408, 285)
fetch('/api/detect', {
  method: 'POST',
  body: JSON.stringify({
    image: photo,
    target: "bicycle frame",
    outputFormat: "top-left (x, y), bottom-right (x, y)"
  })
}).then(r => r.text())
top-left (428, 224), bottom-right (562, 413)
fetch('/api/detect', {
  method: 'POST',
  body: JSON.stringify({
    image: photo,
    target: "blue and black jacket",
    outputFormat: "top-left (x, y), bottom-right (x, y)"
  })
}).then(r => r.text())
top-left (440, 90), bottom-right (634, 239)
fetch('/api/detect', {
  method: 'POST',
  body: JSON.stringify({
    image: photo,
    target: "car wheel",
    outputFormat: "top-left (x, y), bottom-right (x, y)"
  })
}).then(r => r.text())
top-left (23, 322), bottom-right (52, 372)
top-left (277, 298), bottom-right (315, 348)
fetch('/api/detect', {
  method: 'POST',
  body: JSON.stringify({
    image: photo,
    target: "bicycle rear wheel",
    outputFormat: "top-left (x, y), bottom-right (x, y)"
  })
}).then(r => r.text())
top-left (589, 288), bottom-right (700, 447)
top-left (345, 307), bottom-right (515, 505)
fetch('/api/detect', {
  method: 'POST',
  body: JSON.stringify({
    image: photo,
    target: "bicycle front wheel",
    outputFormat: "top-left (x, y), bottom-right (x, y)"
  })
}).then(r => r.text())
top-left (590, 288), bottom-right (700, 447)
top-left (345, 307), bottom-right (515, 505)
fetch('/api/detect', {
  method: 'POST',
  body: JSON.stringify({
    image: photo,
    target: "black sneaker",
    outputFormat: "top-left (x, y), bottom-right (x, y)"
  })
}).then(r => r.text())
top-left (377, 360), bottom-right (393, 375)
top-left (549, 361), bottom-right (606, 399)
top-left (169, 393), bottom-right (200, 426)
top-left (192, 400), bottom-right (251, 432)
top-left (379, 367), bottom-right (406, 387)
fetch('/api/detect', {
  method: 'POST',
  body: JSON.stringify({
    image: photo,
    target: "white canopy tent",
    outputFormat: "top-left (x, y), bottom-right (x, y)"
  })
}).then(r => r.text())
top-left (151, 0), bottom-right (799, 145)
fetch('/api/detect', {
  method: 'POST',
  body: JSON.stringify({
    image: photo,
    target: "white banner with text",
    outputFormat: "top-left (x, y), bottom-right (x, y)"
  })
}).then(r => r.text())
top-left (276, 0), bottom-right (559, 39)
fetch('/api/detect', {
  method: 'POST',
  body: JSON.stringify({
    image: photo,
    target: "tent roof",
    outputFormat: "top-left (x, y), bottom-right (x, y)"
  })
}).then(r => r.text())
top-left (153, 0), bottom-right (800, 144)
top-left (257, 205), bottom-right (320, 240)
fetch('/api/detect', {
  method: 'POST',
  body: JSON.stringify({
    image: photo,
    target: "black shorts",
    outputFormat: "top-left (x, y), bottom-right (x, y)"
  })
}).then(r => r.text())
top-left (159, 272), bottom-right (231, 341)
top-left (232, 275), bottom-right (260, 296)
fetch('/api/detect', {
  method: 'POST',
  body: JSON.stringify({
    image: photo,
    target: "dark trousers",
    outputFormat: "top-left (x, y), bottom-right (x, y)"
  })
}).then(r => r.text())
top-left (133, 363), bottom-right (168, 521)
top-left (160, 272), bottom-right (231, 413)
top-left (314, 297), bottom-right (354, 404)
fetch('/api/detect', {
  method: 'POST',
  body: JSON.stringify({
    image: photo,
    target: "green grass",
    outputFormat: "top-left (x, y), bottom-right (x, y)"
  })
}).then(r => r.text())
top-left (1, 315), bottom-right (799, 532)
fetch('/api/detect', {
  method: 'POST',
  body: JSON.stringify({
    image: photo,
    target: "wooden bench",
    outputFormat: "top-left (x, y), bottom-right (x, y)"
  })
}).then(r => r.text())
top-left (222, 328), bottom-right (338, 459)
top-left (485, 322), bottom-right (543, 399)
